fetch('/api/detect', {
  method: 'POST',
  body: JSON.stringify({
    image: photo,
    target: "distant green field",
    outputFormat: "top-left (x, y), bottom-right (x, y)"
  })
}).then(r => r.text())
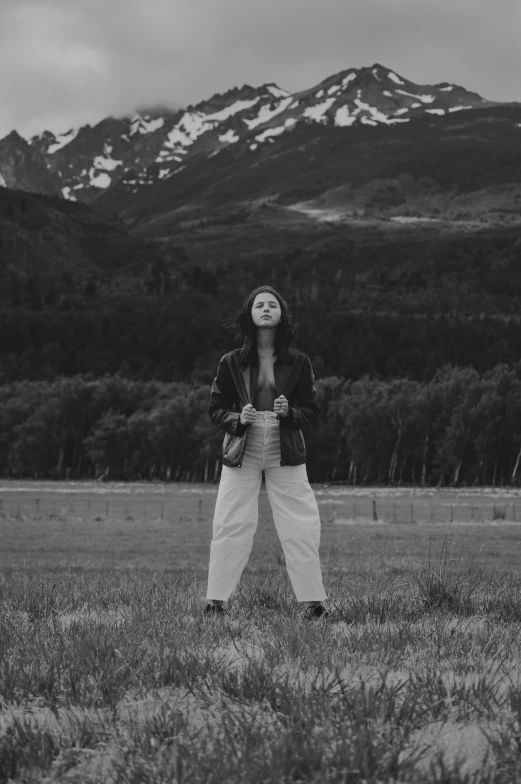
top-left (2, 481), bottom-right (521, 781)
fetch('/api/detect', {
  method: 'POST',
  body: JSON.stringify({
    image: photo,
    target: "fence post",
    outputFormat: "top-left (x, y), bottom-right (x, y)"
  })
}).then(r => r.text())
top-left (410, 503), bottom-right (414, 523)
top-left (372, 499), bottom-right (378, 521)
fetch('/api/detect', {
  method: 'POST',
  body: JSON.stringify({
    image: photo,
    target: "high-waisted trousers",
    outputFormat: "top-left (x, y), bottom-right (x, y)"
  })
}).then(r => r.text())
top-left (206, 410), bottom-right (327, 602)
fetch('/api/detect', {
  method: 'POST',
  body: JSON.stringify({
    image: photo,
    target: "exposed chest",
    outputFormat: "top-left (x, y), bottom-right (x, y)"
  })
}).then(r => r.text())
top-left (257, 355), bottom-right (277, 389)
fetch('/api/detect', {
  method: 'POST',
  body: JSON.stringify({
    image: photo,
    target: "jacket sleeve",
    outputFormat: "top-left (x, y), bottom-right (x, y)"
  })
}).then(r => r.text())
top-left (279, 355), bottom-right (320, 430)
top-left (208, 356), bottom-right (248, 436)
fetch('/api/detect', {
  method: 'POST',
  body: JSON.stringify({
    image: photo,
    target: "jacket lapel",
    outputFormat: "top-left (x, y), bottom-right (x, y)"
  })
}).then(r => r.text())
top-left (275, 354), bottom-right (303, 398)
top-left (241, 365), bottom-right (251, 404)
top-left (274, 361), bottom-right (292, 398)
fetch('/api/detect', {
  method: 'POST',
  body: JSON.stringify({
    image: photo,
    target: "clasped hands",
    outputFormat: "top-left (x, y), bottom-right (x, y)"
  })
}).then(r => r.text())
top-left (240, 395), bottom-right (289, 425)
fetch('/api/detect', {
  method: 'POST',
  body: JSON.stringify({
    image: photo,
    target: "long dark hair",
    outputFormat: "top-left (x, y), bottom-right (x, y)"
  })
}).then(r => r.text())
top-left (224, 285), bottom-right (296, 365)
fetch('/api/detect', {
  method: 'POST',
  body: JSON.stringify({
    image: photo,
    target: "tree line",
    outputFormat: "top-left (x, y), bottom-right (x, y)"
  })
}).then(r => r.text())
top-left (4, 300), bottom-right (521, 387)
top-left (2, 362), bottom-right (521, 486)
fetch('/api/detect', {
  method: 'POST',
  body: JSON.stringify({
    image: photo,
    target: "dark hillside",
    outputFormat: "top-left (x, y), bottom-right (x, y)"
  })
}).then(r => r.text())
top-left (0, 186), bottom-right (163, 307)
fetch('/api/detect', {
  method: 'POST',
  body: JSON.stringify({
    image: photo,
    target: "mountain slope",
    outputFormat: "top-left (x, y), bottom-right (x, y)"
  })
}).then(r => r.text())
top-left (90, 103), bottom-right (521, 234)
top-left (0, 186), bottom-right (162, 308)
top-left (0, 132), bottom-right (62, 196)
top-left (1, 62), bottom-right (506, 206)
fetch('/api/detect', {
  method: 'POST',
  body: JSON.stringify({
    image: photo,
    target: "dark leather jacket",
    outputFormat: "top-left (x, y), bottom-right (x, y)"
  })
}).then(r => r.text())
top-left (209, 345), bottom-right (320, 468)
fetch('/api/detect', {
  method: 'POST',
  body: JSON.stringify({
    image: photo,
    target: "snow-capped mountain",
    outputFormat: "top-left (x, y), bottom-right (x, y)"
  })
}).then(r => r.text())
top-left (0, 63), bottom-right (507, 203)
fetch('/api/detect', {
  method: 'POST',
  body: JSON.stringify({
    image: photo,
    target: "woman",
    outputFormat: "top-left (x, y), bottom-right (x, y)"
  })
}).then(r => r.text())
top-left (205, 285), bottom-right (329, 619)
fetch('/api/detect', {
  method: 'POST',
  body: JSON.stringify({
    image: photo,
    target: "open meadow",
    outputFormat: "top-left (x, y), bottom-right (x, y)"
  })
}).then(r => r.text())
top-left (1, 480), bottom-right (521, 782)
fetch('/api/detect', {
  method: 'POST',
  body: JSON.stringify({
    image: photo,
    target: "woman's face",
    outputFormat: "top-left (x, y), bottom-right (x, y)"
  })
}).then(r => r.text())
top-left (251, 292), bottom-right (282, 330)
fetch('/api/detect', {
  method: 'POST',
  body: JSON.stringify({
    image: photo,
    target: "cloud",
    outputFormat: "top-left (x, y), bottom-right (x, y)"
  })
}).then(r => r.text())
top-left (0, 0), bottom-right (519, 139)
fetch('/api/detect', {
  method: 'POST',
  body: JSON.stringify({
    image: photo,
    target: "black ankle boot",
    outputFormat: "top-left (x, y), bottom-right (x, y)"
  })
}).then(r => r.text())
top-left (303, 604), bottom-right (330, 620)
top-left (204, 603), bottom-right (226, 615)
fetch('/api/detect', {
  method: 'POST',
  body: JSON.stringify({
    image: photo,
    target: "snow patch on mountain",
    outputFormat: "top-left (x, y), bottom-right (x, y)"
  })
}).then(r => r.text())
top-left (303, 98), bottom-right (336, 121)
top-left (267, 85), bottom-right (290, 98)
top-left (219, 129), bottom-right (239, 143)
top-left (327, 84), bottom-right (341, 95)
top-left (62, 186), bottom-right (76, 200)
top-left (48, 128), bottom-right (78, 154)
top-left (440, 85), bottom-right (454, 91)
top-left (165, 113), bottom-right (209, 147)
top-left (206, 97), bottom-right (260, 122)
top-left (245, 97), bottom-right (293, 129)
top-left (0, 173), bottom-right (6, 187)
top-left (334, 107), bottom-right (357, 127)
top-left (396, 90), bottom-right (435, 103)
top-left (255, 117), bottom-right (296, 142)
top-left (334, 98), bottom-right (411, 127)
top-left (316, 90), bottom-right (325, 98)
top-left (354, 98), bottom-right (391, 123)
top-left (130, 115), bottom-right (165, 135)
top-left (448, 105), bottom-right (473, 112)
top-left (426, 108), bottom-right (445, 115)
top-left (93, 155), bottom-right (122, 171)
top-left (342, 73), bottom-right (357, 87)
top-left (162, 97), bottom-right (261, 154)
top-left (388, 72), bottom-right (405, 85)
top-left (90, 171), bottom-right (111, 188)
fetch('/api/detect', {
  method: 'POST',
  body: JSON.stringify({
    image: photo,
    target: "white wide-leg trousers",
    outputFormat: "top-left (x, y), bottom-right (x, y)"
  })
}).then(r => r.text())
top-left (206, 410), bottom-right (327, 602)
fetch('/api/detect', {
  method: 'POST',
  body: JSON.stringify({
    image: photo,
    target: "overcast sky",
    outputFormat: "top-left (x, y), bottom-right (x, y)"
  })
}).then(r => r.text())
top-left (1, 0), bottom-right (519, 140)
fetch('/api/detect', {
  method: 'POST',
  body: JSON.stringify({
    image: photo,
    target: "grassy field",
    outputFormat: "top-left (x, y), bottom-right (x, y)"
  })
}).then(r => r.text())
top-left (1, 481), bottom-right (521, 782)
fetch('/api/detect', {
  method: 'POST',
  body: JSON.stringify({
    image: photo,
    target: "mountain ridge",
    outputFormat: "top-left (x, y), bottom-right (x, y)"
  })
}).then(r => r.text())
top-left (1, 62), bottom-right (513, 206)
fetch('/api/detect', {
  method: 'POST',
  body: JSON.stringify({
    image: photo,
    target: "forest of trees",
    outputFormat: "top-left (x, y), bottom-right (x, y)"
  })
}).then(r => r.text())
top-left (3, 188), bottom-right (521, 486)
top-left (3, 299), bottom-right (521, 387)
top-left (2, 221), bottom-right (521, 387)
top-left (2, 362), bottom-right (521, 486)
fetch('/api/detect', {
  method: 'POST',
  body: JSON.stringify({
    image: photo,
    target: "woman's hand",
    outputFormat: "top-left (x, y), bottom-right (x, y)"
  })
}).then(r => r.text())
top-left (274, 395), bottom-right (289, 418)
top-left (240, 403), bottom-right (257, 425)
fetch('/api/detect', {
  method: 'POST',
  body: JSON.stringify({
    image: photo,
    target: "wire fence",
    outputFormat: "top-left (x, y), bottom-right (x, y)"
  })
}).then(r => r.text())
top-left (0, 496), bottom-right (200, 521)
top-left (323, 498), bottom-right (521, 524)
top-left (1, 493), bottom-right (521, 524)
